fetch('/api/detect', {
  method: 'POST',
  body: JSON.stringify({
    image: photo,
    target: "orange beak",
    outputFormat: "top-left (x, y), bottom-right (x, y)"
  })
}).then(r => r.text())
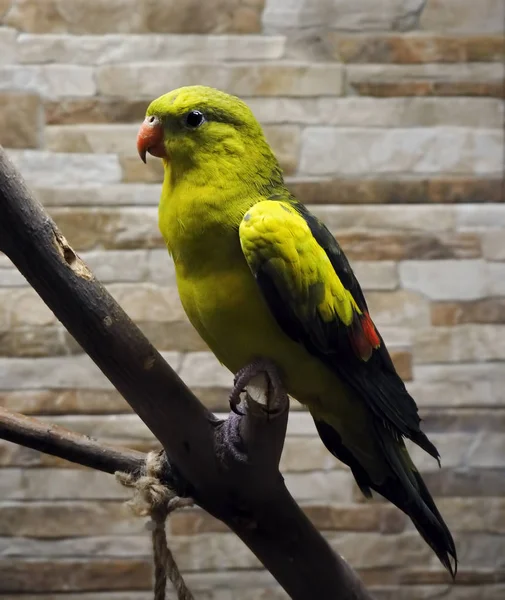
top-left (137, 115), bottom-right (167, 163)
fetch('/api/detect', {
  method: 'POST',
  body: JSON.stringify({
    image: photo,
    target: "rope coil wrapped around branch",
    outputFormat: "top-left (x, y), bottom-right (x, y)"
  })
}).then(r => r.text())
top-left (116, 451), bottom-right (195, 600)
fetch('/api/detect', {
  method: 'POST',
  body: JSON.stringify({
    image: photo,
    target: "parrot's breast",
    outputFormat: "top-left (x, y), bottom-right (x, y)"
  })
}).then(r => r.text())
top-left (175, 247), bottom-right (341, 404)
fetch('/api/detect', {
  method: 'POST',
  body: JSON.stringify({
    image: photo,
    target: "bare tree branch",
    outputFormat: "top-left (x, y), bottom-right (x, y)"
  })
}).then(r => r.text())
top-left (0, 146), bottom-right (373, 600)
top-left (0, 406), bottom-right (145, 475)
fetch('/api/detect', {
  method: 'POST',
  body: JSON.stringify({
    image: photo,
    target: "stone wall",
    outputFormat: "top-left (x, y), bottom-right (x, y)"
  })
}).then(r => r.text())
top-left (0, 0), bottom-right (504, 598)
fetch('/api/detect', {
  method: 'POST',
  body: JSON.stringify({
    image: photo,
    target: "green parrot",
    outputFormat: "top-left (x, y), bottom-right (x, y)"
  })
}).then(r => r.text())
top-left (136, 85), bottom-right (457, 576)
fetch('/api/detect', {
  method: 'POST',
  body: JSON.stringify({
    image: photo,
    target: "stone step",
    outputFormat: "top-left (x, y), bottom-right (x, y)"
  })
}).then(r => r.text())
top-left (324, 33), bottom-right (504, 64)
top-left (29, 177), bottom-right (503, 208)
top-left (0, 501), bottom-right (408, 537)
top-left (15, 33), bottom-right (286, 64)
top-left (7, 30), bottom-right (504, 66)
top-left (420, 0), bottom-right (505, 33)
top-left (347, 62), bottom-right (504, 97)
top-left (264, 0), bottom-right (505, 34)
top-left (299, 127), bottom-right (502, 177)
top-left (2, 0), bottom-right (264, 35)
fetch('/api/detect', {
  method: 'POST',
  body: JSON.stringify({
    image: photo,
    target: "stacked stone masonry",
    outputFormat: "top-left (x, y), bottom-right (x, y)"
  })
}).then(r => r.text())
top-left (0, 0), bottom-right (504, 598)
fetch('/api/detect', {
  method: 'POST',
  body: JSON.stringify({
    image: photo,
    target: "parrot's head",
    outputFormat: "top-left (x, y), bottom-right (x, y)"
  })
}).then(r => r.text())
top-left (136, 86), bottom-right (281, 187)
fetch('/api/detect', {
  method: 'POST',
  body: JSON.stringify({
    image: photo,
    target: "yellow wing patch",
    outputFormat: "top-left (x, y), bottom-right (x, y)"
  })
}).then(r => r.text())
top-left (240, 200), bottom-right (361, 326)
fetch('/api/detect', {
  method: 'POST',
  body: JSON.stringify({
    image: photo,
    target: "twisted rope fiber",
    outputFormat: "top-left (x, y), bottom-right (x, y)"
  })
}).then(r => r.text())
top-left (116, 451), bottom-right (195, 600)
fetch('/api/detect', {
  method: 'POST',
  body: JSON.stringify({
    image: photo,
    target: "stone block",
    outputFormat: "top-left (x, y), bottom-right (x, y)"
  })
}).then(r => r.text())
top-left (456, 204), bottom-right (505, 229)
top-left (312, 204), bottom-right (456, 233)
top-left (431, 299), bottom-right (505, 326)
top-left (348, 261), bottom-right (399, 291)
top-left (48, 207), bottom-right (162, 250)
top-left (420, 0), bottom-right (505, 33)
top-left (0, 65), bottom-right (95, 97)
top-left (482, 231), bottom-right (505, 261)
top-left (400, 260), bottom-right (505, 300)
top-left (0, 326), bottom-right (72, 357)
top-left (34, 184), bottom-right (161, 206)
top-left (17, 33), bottom-right (285, 64)
top-left (326, 33), bottom-right (505, 64)
top-left (366, 290), bottom-right (430, 329)
top-left (285, 470), bottom-right (354, 502)
top-left (329, 531), bottom-right (431, 570)
top-left (45, 124), bottom-right (139, 155)
top-left (0, 501), bottom-right (144, 537)
top-left (300, 127), bottom-right (503, 176)
top-left (391, 349), bottom-right (413, 381)
top-left (414, 325), bottom-right (505, 364)
top-left (408, 379), bottom-right (505, 409)
top-left (263, 125), bottom-right (300, 174)
top-left (0, 558), bottom-right (151, 592)
top-left (0, 468), bottom-right (129, 500)
top-left (4, 0), bottom-right (265, 34)
top-left (45, 98), bottom-right (149, 125)
top-left (120, 155), bottom-right (164, 183)
top-left (281, 436), bottom-right (342, 471)
top-left (341, 231), bottom-right (480, 261)
top-left (263, 0), bottom-right (426, 32)
top-left (0, 287), bottom-right (55, 328)
top-left (0, 27), bottom-right (17, 64)
top-left (108, 283), bottom-right (186, 322)
top-left (348, 63), bottom-right (504, 97)
top-left (0, 389), bottom-right (132, 415)
top-left (178, 351), bottom-right (232, 388)
top-left (249, 96), bottom-right (504, 128)
top-left (7, 151), bottom-right (121, 186)
top-left (96, 63), bottom-right (344, 97)
top-left (288, 177), bottom-right (503, 205)
top-left (468, 433), bottom-right (505, 468)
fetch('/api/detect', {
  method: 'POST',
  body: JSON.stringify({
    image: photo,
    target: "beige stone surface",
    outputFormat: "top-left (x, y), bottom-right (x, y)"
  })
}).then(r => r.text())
top-left (0, 26), bottom-right (17, 64)
top-left (17, 33), bottom-right (286, 63)
top-left (4, 0), bottom-right (265, 34)
top-left (326, 32), bottom-right (505, 64)
top-left (34, 184), bottom-right (161, 206)
top-left (0, 93), bottom-right (43, 149)
top-left (96, 62), bottom-right (344, 97)
top-left (414, 325), bottom-right (505, 364)
top-left (252, 96), bottom-right (505, 128)
top-left (420, 0), bottom-right (505, 33)
top-left (347, 63), bottom-right (504, 85)
top-left (300, 127), bottom-right (503, 175)
top-left (399, 260), bottom-right (505, 300)
top-left (482, 231), bottom-right (505, 261)
top-left (0, 65), bottom-right (96, 97)
top-left (263, 0), bottom-right (426, 31)
top-left (7, 150), bottom-right (121, 186)
top-left (366, 290), bottom-right (430, 328)
top-left (311, 204), bottom-right (456, 233)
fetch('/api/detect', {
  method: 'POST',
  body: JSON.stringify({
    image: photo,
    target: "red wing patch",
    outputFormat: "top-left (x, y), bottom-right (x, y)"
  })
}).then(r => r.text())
top-left (349, 312), bottom-right (381, 361)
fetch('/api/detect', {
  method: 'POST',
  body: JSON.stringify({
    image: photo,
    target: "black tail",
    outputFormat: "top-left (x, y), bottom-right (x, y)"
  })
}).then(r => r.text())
top-left (313, 418), bottom-right (458, 578)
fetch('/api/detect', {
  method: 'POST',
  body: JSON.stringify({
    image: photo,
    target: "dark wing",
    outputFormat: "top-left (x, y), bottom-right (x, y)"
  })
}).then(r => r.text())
top-left (239, 196), bottom-right (438, 460)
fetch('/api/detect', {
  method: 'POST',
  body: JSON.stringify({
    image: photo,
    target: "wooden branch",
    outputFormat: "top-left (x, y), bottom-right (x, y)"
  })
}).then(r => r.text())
top-left (0, 406), bottom-right (145, 476)
top-left (0, 146), bottom-right (373, 600)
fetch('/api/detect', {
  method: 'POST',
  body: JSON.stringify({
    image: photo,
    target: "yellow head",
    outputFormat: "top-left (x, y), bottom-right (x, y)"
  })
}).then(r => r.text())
top-left (137, 85), bottom-right (283, 191)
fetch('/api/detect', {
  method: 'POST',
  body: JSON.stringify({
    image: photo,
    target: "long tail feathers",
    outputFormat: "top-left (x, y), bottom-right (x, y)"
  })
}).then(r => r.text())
top-left (313, 417), bottom-right (458, 578)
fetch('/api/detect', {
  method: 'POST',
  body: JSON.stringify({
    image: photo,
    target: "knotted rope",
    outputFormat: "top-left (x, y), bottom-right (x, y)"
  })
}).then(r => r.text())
top-left (116, 451), bottom-right (195, 600)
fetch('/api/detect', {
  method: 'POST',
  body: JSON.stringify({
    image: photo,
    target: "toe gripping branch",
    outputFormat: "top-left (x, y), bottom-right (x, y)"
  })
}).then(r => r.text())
top-left (229, 358), bottom-right (289, 418)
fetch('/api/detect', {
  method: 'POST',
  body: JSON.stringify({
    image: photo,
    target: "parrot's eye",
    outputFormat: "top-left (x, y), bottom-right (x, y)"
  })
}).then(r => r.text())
top-left (184, 110), bottom-right (206, 129)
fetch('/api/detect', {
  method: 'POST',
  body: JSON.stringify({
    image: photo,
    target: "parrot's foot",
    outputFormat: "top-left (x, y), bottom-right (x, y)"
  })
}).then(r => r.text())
top-left (229, 358), bottom-right (288, 417)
